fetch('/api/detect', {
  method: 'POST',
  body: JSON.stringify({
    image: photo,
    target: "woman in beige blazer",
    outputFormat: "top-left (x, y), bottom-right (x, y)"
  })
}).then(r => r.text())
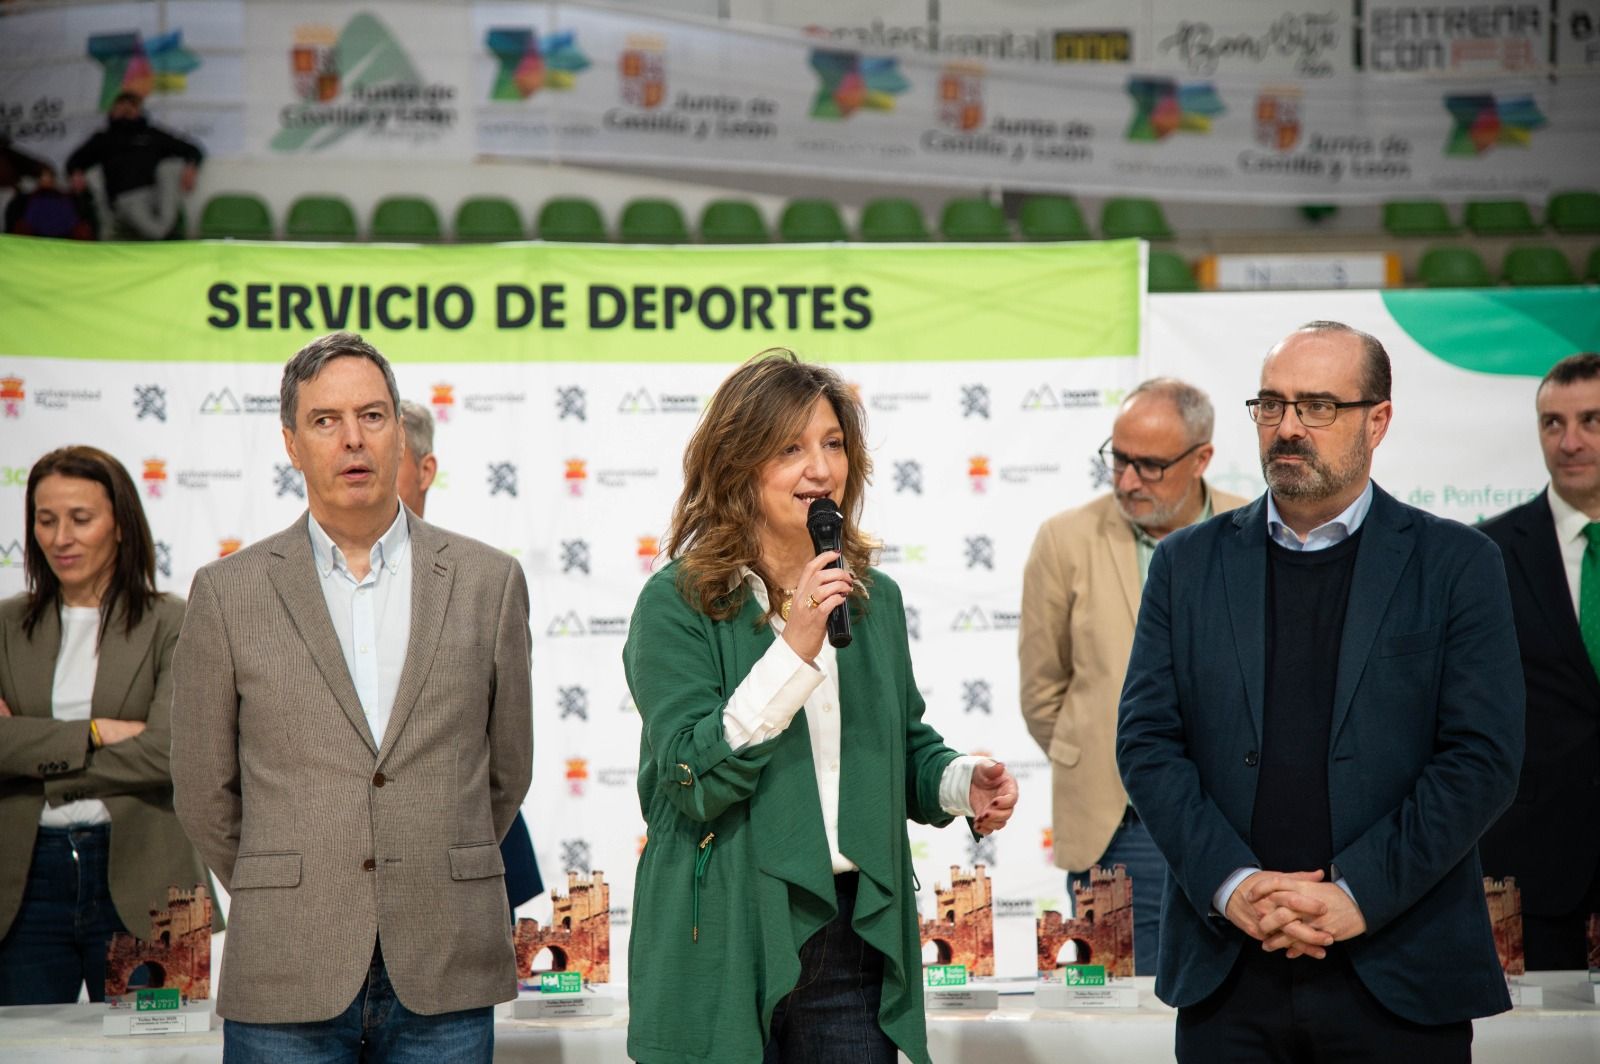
top-left (0, 445), bottom-right (217, 1004)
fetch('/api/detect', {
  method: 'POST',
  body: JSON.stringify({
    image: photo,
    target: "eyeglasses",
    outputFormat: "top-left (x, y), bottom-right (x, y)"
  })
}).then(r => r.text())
top-left (1246, 397), bottom-right (1380, 428)
top-left (1097, 438), bottom-right (1204, 483)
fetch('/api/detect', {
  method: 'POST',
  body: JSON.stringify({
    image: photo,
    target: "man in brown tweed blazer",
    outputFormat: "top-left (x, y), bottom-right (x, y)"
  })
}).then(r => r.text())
top-left (172, 333), bottom-right (532, 1063)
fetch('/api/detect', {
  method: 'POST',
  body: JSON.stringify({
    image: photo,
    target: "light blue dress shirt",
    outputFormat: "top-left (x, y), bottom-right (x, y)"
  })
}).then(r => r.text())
top-left (1214, 480), bottom-right (1374, 917)
top-left (307, 507), bottom-right (412, 748)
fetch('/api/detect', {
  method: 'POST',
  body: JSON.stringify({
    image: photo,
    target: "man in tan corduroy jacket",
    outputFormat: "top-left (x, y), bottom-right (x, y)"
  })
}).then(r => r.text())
top-left (1019, 378), bottom-right (1244, 976)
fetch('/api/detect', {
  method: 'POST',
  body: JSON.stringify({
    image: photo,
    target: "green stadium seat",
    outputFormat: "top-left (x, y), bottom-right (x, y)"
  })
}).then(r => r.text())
top-left (1148, 250), bottom-right (1197, 292)
top-left (1465, 200), bottom-right (1540, 236)
top-left (538, 198), bottom-right (608, 242)
top-left (1415, 247), bottom-right (1492, 288)
top-left (370, 196), bottom-right (442, 243)
top-left (1018, 195), bottom-right (1090, 241)
top-left (1502, 246), bottom-right (1576, 286)
top-left (618, 198), bottom-right (688, 243)
top-left (198, 194), bottom-right (273, 240)
top-left (1587, 247), bottom-right (1600, 282)
top-left (779, 199), bottom-right (847, 242)
top-left (857, 198), bottom-right (929, 242)
top-left (1546, 191), bottom-right (1600, 235)
top-left (453, 197), bottom-right (524, 242)
top-left (1382, 200), bottom-right (1458, 237)
top-left (285, 196), bottom-right (358, 241)
top-left (1100, 197), bottom-right (1173, 240)
top-left (940, 198), bottom-right (1009, 241)
top-left (699, 200), bottom-right (768, 243)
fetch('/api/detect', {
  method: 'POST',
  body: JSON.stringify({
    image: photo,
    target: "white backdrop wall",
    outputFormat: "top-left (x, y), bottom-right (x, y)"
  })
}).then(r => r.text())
top-left (1, 247), bottom-right (1594, 982)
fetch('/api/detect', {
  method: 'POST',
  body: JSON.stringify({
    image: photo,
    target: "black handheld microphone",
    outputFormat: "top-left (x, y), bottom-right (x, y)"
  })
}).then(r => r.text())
top-left (805, 497), bottom-right (853, 649)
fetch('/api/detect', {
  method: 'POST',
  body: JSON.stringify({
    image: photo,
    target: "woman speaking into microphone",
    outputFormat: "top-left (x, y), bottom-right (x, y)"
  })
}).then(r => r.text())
top-left (623, 350), bottom-right (1018, 1064)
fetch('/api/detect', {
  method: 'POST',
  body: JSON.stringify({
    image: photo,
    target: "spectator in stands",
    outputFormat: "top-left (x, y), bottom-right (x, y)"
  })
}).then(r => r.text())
top-left (1019, 378), bottom-right (1245, 976)
top-left (1479, 352), bottom-right (1600, 969)
top-left (66, 92), bottom-right (202, 240)
top-left (0, 446), bottom-right (219, 1005)
top-left (5, 166), bottom-right (96, 240)
top-left (0, 134), bottom-right (47, 192)
top-left (398, 398), bottom-right (543, 918)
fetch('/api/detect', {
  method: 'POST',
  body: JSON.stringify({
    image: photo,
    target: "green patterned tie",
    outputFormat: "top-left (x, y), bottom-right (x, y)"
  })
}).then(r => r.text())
top-left (1584, 523), bottom-right (1600, 679)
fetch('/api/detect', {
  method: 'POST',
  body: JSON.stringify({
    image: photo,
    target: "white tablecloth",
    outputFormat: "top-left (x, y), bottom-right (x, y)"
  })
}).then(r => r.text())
top-left (3, 973), bottom-right (1597, 1063)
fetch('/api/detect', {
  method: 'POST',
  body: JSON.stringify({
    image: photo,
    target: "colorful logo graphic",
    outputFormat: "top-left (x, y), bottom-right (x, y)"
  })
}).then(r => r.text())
top-left (486, 28), bottom-right (590, 99)
top-left (566, 758), bottom-right (589, 796)
top-left (141, 458), bottom-right (167, 499)
top-left (1126, 76), bottom-right (1224, 141)
top-left (1, 376), bottom-right (23, 418)
top-left (218, 538), bottom-right (242, 558)
top-left (275, 14), bottom-right (449, 153)
top-left (809, 49), bottom-right (909, 119)
top-left (620, 38), bottom-right (666, 109)
top-left (636, 536), bottom-right (659, 573)
top-left (1255, 87), bottom-right (1302, 151)
top-left (564, 458), bottom-right (588, 496)
top-left (968, 455), bottom-right (990, 494)
top-left (430, 383), bottom-right (454, 422)
top-left (938, 64), bottom-right (984, 131)
top-left (291, 25), bottom-right (340, 102)
top-left (87, 30), bottom-right (200, 111)
top-left (1444, 95), bottom-right (1546, 156)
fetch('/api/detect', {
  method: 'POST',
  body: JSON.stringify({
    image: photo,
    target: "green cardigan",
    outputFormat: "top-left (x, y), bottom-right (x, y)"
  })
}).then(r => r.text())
top-left (622, 563), bottom-right (961, 1064)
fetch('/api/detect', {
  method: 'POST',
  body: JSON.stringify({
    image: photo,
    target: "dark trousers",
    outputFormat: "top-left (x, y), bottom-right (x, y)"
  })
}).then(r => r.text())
top-left (223, 939), bottom-right (492, 1064)
top-left (1523, 864), bottom-right (1600, 970)
top-left (1176, 948), bottom-right (1472, 1064)
top-left (1070, 809), bottom-right (1164, 976)
top-left (762, 872), bottom-right (898, 1064)
top-left (0, 825), bottom-right (129, 1005)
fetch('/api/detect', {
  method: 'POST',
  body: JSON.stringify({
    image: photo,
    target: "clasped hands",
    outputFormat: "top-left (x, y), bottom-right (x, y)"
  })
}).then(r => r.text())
top-left (1225, 869), bottom-right (1367, 959)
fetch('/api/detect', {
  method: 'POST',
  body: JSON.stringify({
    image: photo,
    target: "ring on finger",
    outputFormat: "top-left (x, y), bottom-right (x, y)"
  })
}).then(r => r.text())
top-left (806, 594), bottom-right (821, 610)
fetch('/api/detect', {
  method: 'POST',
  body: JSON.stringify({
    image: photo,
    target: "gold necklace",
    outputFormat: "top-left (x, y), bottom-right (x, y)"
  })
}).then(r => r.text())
top-left (779, 588), bottom-right (796, 621)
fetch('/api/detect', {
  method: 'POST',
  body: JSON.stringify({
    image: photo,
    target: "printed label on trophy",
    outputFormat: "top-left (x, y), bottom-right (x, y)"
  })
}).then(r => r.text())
top-left (539, 971), bottom-right (583, 995)
top-left (135, 988), bottom-right (181, 1011)
top-left (924, 964), bottom-right (968, 988)
top-left (1062, 964), bottom-right (1107, 987)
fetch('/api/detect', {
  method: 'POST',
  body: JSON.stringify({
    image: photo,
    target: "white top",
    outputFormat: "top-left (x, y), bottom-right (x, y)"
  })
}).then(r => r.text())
top-left (307, 507), bottom-right (412, 749)
top-left (1547, 486), bottom-right (1593, 619)
top-left (721, 569), bottom-right (984, 874)
top-left (1213, 481), bottom-right (1374, 915)
top-left (41, 605), bottom-right (110, 827)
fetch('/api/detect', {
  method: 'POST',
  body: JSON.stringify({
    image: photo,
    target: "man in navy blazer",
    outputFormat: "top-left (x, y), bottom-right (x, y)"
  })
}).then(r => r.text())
top-left (1479, 352), bottom-right (1600, 969)
top-left (1117, 321), bottom-right (1524, 1061)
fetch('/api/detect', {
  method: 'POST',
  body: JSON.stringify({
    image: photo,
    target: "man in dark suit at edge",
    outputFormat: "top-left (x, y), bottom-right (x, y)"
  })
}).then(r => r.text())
top-left (1479, 352), bottom-right (1600, 971)
top-left (1117, 320), bottom-right (1524, 1062)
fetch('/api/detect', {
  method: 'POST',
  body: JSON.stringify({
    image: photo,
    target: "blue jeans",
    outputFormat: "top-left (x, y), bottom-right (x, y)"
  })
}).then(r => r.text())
top-left (223, 940), bottom-right (492, 1064)
top-left (1068, 812), bottom-right (1165, 977)
top-left (762, 872), bottom-right (898, 1064)
top-left (0, 825), bottom-right (129, 1004)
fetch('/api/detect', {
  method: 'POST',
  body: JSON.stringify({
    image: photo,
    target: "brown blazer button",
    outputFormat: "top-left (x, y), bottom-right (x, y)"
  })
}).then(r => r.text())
top-left (362, 858), bottom-right (376, 871)
top-left (373, 772), bottom-right (386, 787)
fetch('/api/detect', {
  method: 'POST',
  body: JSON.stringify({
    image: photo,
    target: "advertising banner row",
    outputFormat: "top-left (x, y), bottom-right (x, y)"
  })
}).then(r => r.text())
top-left (2, 235), bottom-right (1595, 980)
top-left (4, 1), bottom-right (1598, 202)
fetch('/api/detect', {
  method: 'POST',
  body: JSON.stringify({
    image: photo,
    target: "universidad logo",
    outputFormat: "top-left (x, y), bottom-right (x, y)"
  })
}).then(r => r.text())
top-left (430, 383), bottom-right (454, 422)
top-left (809, 49), bottom-right (909, 119)
top-left (87, 30), bottom-right (200, 112)
top-left (485, 28), bottom-right (590, 100)
top-left (0, 376), bottom-right (23, 418)
top-left (1443, 94), bottom-right (1545, 156)
top-left (1126, 76), bottom-right (1225, 141)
